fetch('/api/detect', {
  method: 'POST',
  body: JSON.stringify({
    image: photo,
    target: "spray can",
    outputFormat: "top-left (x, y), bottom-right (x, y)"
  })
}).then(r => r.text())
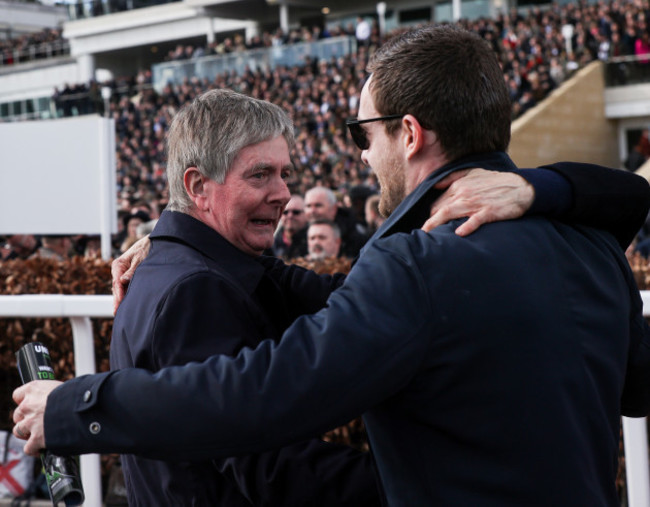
top-left (16, 342), bottom-right (85, 506)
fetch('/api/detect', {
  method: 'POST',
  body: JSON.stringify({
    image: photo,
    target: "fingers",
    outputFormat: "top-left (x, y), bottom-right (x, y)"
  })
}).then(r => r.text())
top-left (422, 204), bottom-right (455, 232)
top-left (453, 212), bottom-right (490, 237)
top-left (12, 385), bottom-right (26, 406)
top-left (121, 263), bottom-right (139, 284)
top-left (423, 169), bottom-right (534, 236)
top-left (111, 235), bottom-right (152, 314)
top-left (23, 435), bottom-right (43, 456)
top-left (12, 381), bottom-right (58, 456)
top-left (111, 258), bottom-right (129, 315)
top-left (13, 423), bottom-right (29, 440)
top-left (113, 263), bottom-right (138, 315)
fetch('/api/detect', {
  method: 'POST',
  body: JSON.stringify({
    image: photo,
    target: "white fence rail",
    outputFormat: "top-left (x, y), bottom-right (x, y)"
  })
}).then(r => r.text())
top-left (0, 292), bottom-right (649, 507)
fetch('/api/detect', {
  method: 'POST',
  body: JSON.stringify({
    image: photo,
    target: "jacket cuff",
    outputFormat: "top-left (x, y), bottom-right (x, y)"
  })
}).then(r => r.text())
top-left (44, 371), bottom-right (114, 455)
top-left (513, 168), bottom-right (572, 216)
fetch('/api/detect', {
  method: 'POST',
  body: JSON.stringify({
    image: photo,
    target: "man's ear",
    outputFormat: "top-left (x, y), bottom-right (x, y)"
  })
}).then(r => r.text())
top-left (184, 167), bottom-right (209, 210)
top-left (402, 114), bottom-right (425, 160)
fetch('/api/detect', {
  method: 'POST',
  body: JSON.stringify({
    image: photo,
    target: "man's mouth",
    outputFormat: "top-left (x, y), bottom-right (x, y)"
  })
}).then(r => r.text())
top-left (251, 219), bottom-right (275, 227)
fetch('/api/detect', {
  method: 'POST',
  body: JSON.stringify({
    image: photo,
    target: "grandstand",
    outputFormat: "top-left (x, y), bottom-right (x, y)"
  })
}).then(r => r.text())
top-left (1, 0), bottom-right (650, 505)
top-left (4, 0), bottom-right (650, 218)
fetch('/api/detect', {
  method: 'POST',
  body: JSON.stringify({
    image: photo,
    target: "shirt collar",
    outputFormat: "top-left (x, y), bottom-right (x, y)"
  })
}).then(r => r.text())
top-left (151, 210), bottom-right (265, 294)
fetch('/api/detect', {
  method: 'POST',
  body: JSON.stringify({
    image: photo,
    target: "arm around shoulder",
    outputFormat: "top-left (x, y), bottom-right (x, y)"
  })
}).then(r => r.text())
top-left (539, 162), bottom-right (650, 248)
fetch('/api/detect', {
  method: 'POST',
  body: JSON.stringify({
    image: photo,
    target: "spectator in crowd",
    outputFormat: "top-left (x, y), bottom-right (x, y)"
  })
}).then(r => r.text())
top-left (355, 16), bottom-right (371, 48)
top-left (625, 128), bottom-right (650, 171)
top-left (0, 27), bottom-right (68, 67)
top-left (635, 31), bottom-right (650, 63)
top-left (307, 219), bottom-right (342, 260)
top-left (271, 194), bottom-right (308, 258)
top-left (31, 236), bottom-right (72, 261)
top-left (304, 186), bottom-right (368, 258)
top-left (119, 210), bottom-right (150, 253)
top-left (0, 235), bottom-right (39, 260)
top-left (364, 194), bottom-right (385, 235)
top-left (80, 235), bottom-right (102, 258)
top-left (14, 25), bottom-right (650, 506)
top-left (347, 184), bottom-right (375, 235)
top-left (135, 219), bottom-right (157, 239)
top-left (625, 141), bottom-right (648, 171)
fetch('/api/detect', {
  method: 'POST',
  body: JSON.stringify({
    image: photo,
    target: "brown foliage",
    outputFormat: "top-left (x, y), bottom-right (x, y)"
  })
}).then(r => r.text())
top-left (0, 257), bottom-right (112, 432)
top-left (286, 256), bottom-right (353, 275)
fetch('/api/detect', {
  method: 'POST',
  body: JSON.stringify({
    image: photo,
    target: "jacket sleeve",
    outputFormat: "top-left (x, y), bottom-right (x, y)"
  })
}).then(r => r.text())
top-left (43, 235), bottom-right (432, 461)
top-left (214, 440), bottom-right (381, 507)
top-left (534, 162), bottom-right (650, 248)
top-left (620, 267), bottom-right (650, 417)
top-left (257, 255), bottom-right (347, 319)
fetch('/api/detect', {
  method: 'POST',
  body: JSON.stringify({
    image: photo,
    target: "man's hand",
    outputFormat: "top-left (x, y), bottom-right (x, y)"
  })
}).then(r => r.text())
top-left (111, 235), bottom-right (151, 314)
top-left (12, 380), bottom-right (62, 456)
top-left (423, 168), bottom-right (535, 236)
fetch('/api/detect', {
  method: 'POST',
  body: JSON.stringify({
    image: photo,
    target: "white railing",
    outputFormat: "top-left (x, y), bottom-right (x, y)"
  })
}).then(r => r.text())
top-left (0, 294), bottom-right (113, 507)
top-left (0, 292), bottom-right (648, 506)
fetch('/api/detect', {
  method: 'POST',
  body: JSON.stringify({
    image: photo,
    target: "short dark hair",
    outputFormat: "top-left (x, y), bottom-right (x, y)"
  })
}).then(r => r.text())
top-left (308, 219), bottom-right (341, 239)
top-left (367, 24), bottom-right (511, 162)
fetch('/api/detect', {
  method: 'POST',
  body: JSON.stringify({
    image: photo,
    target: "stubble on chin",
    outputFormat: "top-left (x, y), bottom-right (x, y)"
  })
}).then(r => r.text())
top-left (378, 173), bottom-right (405, 218)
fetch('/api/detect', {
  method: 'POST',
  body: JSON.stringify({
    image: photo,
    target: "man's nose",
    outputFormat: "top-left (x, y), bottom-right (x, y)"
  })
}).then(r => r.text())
top-left (271, 175), bottom-right (291, 205)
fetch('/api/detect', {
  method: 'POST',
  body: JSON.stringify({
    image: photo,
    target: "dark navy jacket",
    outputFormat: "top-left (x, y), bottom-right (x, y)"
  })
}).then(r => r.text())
top-left (109, 210), bottom-right (379, 506)
top-left (46, 155), bottom-right (650, 506)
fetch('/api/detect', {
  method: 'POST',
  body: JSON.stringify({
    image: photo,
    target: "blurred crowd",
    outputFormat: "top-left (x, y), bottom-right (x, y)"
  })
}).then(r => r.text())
top-left (164, 23), bottom-right (375, 61)
top-left (0, 28), bottom-right (68, 66)
top-left (5, 1), bottom-right (650, 260)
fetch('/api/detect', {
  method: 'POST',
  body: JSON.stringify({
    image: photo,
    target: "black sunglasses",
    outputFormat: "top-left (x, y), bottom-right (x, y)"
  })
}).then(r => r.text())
top-left (346, 115), bottom-right (403, 150)
top-left (283, 209), bottom-right (303, 216)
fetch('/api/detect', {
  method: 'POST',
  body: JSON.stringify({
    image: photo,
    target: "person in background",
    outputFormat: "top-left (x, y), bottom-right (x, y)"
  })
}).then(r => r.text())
top-left (0, 235), bottom-right (39, 260)
top-left (119, 211), bottom-right (150, 253)
top-left (31, 236), bottom-right (72, 261)
top-left (307, 219), bottom-right (342, 261)
top-left (271, 194), bottom-right (308, 259)
top-left (348, 184), bottom-right (375, 235)
top-left (364, 194), bottom-right (385, 236)
top-left (304, 186), bottom-right (368, 258)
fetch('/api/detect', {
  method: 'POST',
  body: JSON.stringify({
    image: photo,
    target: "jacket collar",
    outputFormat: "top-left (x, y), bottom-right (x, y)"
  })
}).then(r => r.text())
top-left (365, 151), bottom-right (517, 250)
top-left (151, 210), bottom-right (265, 294)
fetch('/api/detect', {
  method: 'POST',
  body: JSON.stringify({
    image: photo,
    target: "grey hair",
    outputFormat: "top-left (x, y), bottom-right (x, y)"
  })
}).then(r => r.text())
top-left (305, 186), bottom-right (337, 206)
top-left (166, 89), bottom-right (295, 212)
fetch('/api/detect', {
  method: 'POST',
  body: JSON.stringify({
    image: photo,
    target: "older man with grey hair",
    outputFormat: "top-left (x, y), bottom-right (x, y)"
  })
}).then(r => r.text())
top-left (101, 89), bottom-right (381, 506)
